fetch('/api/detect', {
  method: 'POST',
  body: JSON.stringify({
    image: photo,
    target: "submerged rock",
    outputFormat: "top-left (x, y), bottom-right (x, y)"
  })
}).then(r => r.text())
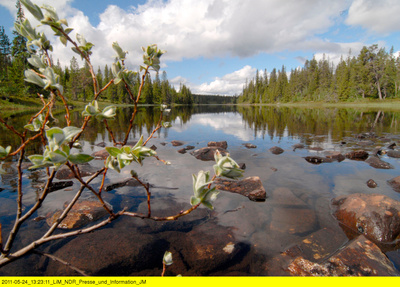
top-left (269, 146), bottom-right (284, 155)
top-left (171, 140), bottom-right (185, 147)
top-left (366, 155), bottom-right (394, 169)
top-left (292, 143), bottom-right (305, 151)
top-left (345, 150), bottom-right (369, 160)
top-left (287, 235), bottom-right (399, 276)
top-left (332, 193), bottom-right (400, 243)
top-left (46, 199), bottom-right (112, 229)
top-left (386, 150), bottom-right (400, 158)
top-left (55, 164), bottom-right (98, 180)
top-left (214, 176), bottom-right (267, 201)
top-left (243, 143), bottom-right (257, 149)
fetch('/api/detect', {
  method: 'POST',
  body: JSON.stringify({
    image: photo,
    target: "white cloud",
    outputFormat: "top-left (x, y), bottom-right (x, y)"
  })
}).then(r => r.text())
top-left (346, 0), bottom-right (400, 34)
top-left (4, 0), bottom-right (400, 95)
top-left (191, 65), bottom-right (256, 95)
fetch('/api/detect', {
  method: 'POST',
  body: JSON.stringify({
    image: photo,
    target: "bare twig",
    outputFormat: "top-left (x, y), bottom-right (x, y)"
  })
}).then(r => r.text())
top-left (33, 250), bottom-right (89, 276)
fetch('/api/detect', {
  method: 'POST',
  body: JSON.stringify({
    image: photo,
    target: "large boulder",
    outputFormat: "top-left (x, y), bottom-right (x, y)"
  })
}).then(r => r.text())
top-left (214, 176), bottom-right (267, 202)
top-left (45, 218), bottom-right (168, 276)
top-left (332, 193), bottom-right (400, 243)
top-left (167, 222), bottom-right (249, 275)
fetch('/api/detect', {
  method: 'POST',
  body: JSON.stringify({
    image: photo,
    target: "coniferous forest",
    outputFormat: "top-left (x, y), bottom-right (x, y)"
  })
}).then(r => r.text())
top-left (1, 1), bottom-right (399, 106)
top-left (239, 45), bottom-right (400, 104)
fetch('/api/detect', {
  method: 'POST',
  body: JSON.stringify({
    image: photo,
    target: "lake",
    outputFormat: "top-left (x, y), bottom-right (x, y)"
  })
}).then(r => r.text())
top-left (1, 104), bottom-right (400, 275)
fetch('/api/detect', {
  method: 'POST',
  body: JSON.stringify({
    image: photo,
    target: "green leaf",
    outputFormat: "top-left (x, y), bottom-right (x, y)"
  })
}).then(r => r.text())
top-left (0, 146), bottom-right (11, 158)
top-left (48, 150), bottom-right (68, 164)
top-left (21, 0), bottom-right (44, 21)
top-left (163, 251), bottom-right (173, 266)
top-left (112, 42), bottom-right (127, 60)
top-left (63, 126), bottom-right (82, 141)
top-left (68, 153), bottom-right (94, 164)
top-left (24, 70), bottom-right (45, 88)
top-left (105, 147), bottom-right (122, 157)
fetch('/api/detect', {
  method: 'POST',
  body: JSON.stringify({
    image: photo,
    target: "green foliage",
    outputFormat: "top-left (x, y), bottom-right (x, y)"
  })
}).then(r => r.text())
top-left (105, 135), bottom-right (156, 172)
top-left (27, 126), bottom-right (93, 169)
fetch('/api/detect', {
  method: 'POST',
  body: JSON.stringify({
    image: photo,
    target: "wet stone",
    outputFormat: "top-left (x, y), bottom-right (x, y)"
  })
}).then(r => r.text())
top-left (214, 176), bottom-right (267, 202)
top-left (365, 155), bottom-right (394, 169)
top-left (287, 235), bottom-right (400, 276)
top-left (55, 164), bottom-right (98, 180)
top-left (386, 150), bottom-right (400, 158)
top-left (345, 150), bottom-right (369, 160)
top-left (269, 146), bottom-right (284, 155)
top-left (243, 143), bottom-right (257, 149)
top-left (169, 221), bottom-right (249, 275)
top-left (366, 179), bottom-right (378, 188)
top-left (171, 140), bottom-right (185, 147)
top-left (304, 156), bottom-right (333, 164)
top-left (388, 175), bottom-right (400, 193)
top-left (332, 193), bottom-right (400, 243)
top-left (46, 199), bottom-right (112, 229)
top-left (292, 143), bottom-right (305, 151)
top-left (191, 147), bottom-right (228, 161)
top-left (208, 141), bottom-right (228, 150)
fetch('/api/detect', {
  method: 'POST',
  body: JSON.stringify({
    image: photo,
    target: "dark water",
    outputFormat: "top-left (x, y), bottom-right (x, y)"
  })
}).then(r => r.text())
top-left (1, 105), bottom-right (400, 275)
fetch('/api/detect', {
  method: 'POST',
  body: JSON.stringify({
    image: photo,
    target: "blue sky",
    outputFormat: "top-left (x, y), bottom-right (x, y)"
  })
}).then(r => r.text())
top-left (1, 0), bottom-right (400, 95)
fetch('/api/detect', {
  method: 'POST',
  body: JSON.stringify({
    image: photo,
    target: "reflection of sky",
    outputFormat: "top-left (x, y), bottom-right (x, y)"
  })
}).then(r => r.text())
top-left (169, 112), bottom-right (254, 143)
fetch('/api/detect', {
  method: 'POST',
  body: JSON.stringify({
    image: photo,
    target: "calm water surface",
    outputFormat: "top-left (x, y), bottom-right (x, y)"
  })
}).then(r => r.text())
top-left (1, 105), bottom-right (400, 275)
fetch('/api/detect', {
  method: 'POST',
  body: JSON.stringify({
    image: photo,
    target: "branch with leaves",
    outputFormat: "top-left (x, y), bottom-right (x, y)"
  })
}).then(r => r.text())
top-left (0, 0), bottom-right (245, 275)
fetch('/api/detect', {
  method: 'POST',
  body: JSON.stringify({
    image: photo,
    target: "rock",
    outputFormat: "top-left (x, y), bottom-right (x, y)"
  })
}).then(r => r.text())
top-left (208, 141), bottom-right (228, 150)
top-left (325, 151), bottom-right (346, 162)
top-left (386, 150), bottom-right (400, 158)
top-left (356, 132), bottom-right (376, 139)
top-left (214, 176), bottom-right (267, 201)
top-left (170, 222), bottom-right (249, 275)
top-left (345, 150), bottom-right (369, 160)
top-left (269, 146), bottom-right (284, 155)
top-left (265, 228), bottom-right (349, 275)
top-left (45, 218), bottom-right (168, 275)
top-left (304, 156), bottom-right (333, 164)
top-left (191, 147), bottom-right (228, 161)
top-left (95, 142), bottom-right (106, 147)
top-left (366, 179), bottom-right (378, 188)
top-left (177, 145), bottom-right (195, 154)
top-left (270, 207), bottom-right (317, 236)
top-left (387, 175), bottom-right (400, 193)
top-left (365, 155), bottom-right (394, 169)
top-left (387, 142), bottom-right (397, 149)
top-left (104, 178), bottom-right (143, 192)
top-left (46, 199), bottom-right (113, 229)
top-left (332, 193), bottom-right (400, 243)
top-left (91, 149), bottom-right (109, 160)
top-left (243, 143), bottom-right (257, 149)
top-left (47, 181), bottom-right (74, 192)
top-left (171, 140), bottom-right (185, 146)
top-left (55, 164), bottom-right (98, 180)
top-left (292, 143), bottom-right (305, 151)
top-left (287, 235), bottom-right (399, 276)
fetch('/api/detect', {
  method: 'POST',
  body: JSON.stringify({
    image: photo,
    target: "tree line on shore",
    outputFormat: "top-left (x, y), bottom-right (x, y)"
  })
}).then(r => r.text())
top-left (239, 45), bottom-right (400, 104)
top-left (0, 2), bottom-right (237, 107)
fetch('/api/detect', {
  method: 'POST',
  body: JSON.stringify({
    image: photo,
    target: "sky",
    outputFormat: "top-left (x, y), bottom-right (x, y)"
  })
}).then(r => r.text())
top-left (1, 0), bottom-right (400, 96)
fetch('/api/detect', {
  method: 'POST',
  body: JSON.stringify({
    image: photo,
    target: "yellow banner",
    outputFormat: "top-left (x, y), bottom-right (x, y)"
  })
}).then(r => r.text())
top-left (0, 276), bottom-right (396, 287)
